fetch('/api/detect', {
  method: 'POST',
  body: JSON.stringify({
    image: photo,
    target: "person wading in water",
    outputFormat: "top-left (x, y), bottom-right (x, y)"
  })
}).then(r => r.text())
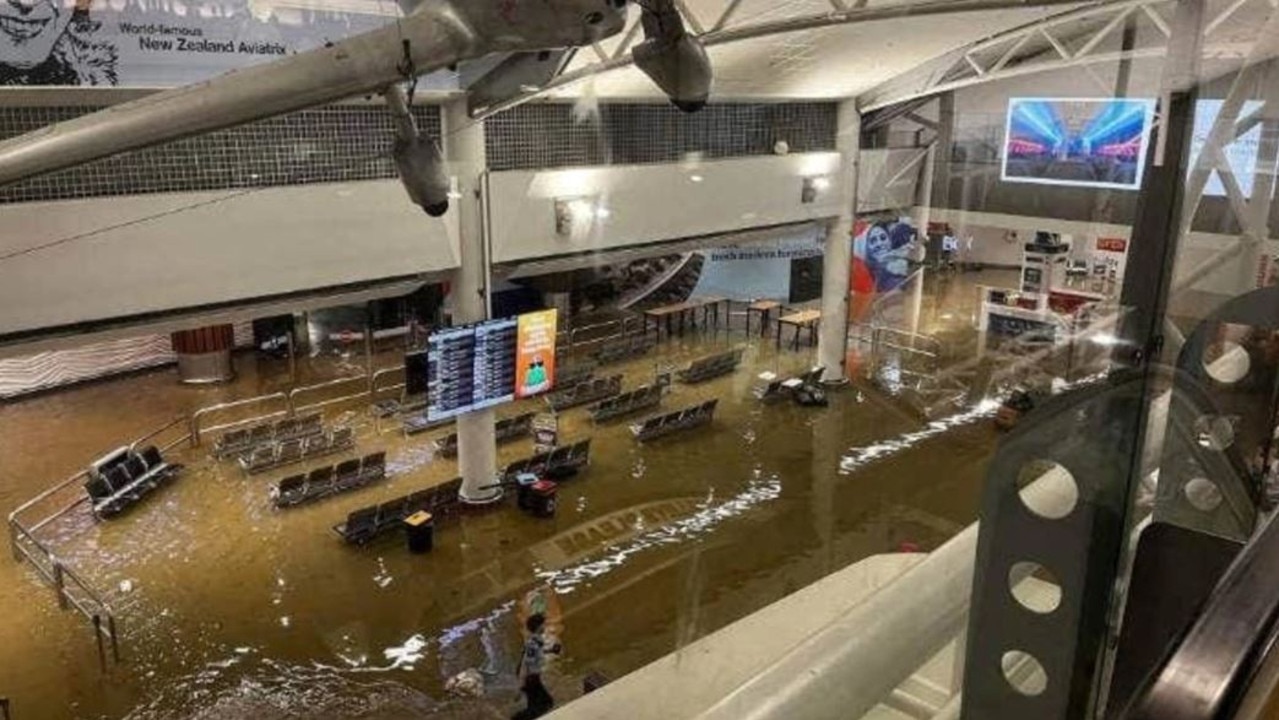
top-left (514, 613), bottom-right (557, 719)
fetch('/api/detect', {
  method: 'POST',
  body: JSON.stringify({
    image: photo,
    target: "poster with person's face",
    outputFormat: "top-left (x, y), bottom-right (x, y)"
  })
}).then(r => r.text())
top-left (0, 0), bottom-right (410, 88)
top-left (851, 218), bottom-right (917, 295)
top-left (516, 309), bottom-right (557, 399)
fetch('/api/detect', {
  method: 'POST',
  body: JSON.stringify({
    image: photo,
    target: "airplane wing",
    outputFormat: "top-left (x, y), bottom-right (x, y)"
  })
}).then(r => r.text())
top-left (0, 0), bottom-right (626, 187)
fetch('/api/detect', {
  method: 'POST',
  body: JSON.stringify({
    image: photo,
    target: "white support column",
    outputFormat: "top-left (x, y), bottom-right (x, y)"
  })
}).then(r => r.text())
top-left (909, 141), bottom-right (937, 338)
top-left (444, 100), bottom-right (502, 505)
top-left (817, 99), bottom-right (861, 384)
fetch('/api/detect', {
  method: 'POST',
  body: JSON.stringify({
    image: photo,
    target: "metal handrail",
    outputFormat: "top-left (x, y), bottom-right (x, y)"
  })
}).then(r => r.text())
top-left (9, 489), bottom-right (120, 668)
top-left (874, 326), bottom-right (944, 357)
top-left (189, 391), bottom-right (290, 447)
top-left (5, 413), bottom-right (208, 669)
top-left (289, 374), bottom-right (371, 416)
top-left (128, 415), bottom-right (188, 455)
top-left (6, 469), bottom-right (89, 542)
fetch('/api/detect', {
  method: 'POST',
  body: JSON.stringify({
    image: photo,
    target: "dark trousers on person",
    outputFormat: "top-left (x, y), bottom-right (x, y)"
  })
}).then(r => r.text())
top-left (513, 673), bottom-right (555, 720)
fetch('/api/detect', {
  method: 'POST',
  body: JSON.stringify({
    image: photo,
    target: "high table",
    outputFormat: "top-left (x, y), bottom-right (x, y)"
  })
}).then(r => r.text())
top-left (776, 309), bottom-right (822, 350)
top-left (745, 300), bottom-right (782, 337)
top-left (644, 297), bottom-right (727, 339)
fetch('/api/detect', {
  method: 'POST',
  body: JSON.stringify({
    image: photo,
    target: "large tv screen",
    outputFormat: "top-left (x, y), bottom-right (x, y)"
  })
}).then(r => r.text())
top-left (1001, 97), bottom-right (1156, 190)
top-left (425, 310), bottom-right (558, 422)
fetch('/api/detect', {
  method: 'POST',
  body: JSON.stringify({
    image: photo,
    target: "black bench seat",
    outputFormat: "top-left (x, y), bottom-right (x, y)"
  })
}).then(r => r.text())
top-left (83, 445), bottom-right (184, 519)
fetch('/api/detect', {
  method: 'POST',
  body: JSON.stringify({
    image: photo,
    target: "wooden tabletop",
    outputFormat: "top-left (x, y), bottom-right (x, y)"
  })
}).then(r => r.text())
top-left (749, 300), bottom-right (782, 311)
top-left (644, 296), bottom-right (726, 317)
top-left (778, 309), bottom-right (822, 326)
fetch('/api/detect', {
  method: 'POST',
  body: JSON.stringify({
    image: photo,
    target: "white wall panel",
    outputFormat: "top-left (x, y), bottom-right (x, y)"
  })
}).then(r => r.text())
top-left (486, 153), bottom-right (845, 264)
top-left (0, 180), bottom-right (459, 336)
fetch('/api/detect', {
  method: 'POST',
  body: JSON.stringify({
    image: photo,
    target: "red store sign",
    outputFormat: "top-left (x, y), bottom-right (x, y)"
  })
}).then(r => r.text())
top-left (1097, 237), bottom-right (1129, 253)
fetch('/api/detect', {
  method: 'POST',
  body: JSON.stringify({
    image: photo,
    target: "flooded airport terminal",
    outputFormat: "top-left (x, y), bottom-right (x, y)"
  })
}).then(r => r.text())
top-left (2, 1), bottom-right (1279, 719)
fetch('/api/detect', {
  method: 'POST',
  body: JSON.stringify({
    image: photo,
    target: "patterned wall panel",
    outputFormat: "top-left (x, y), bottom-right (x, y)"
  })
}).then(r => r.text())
top-left (484, 102), bottom-right (839, 171)
top-left (0, 101), bottom-right (837, 202)
top-left (0, 105), bottom-right (442, 204)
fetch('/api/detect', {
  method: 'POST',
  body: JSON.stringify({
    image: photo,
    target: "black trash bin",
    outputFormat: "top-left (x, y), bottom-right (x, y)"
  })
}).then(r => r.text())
top-left (404, 511), bottom-right (434, 554)
top-left (528, 481), bottom-right (558, 518)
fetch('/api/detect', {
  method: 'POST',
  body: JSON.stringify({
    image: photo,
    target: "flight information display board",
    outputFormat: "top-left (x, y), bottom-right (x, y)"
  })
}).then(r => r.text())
top-left (422, 310), bottom-right (559, 422)
top-left (426, 318), bottom-right (519, 422)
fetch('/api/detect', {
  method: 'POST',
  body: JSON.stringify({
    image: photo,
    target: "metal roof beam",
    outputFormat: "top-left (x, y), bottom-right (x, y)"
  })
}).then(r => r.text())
top-left (471, 0), bottom-right (1102, 118)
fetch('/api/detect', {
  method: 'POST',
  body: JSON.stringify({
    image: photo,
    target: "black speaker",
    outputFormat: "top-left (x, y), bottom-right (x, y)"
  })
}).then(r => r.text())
top-left (405, 351), bottom-right (430, 397)
top-left (789, 256), bottom-right (823, 304)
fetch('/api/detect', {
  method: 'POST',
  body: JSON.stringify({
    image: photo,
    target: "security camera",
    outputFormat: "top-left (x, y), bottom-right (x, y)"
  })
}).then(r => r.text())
top-left (386, 85), bottom-right (450, 217)
top-left (632, 0), bottom-right (712, 113)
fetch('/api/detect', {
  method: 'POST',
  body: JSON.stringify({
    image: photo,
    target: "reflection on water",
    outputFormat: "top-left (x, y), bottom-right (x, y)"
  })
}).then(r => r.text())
top-left (0, 279), bottom-right (1005, 720)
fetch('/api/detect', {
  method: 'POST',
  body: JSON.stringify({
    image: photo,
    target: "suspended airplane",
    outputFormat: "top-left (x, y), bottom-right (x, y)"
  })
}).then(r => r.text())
top-left (0, 0), bottom-right (712, 216)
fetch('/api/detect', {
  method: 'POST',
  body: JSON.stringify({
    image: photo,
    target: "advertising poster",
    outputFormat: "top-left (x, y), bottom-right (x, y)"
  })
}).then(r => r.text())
top-left (1001, 97), bottom-right (1156, 190)
top-left (849, 218), bottom-right (918, 322)
top-left (515, 309), bottom-right (557, 399)
top-left (689, 234), bottom-right (824, 301)
top-left (851, 218), bottom-right (917, 293)
top-left (0, 0), bottom-right (400, 88)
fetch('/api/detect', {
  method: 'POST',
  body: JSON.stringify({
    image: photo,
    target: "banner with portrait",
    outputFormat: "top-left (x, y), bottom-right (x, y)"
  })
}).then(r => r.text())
top-left (849, 217), bottom-right (918, 322)
top-left (0, 0), bottom-right (407, 88)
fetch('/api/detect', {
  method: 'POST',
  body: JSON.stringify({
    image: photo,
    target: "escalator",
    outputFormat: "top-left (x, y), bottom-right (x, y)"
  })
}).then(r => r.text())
top-left (1119, 510), bottom-right (1279, 720)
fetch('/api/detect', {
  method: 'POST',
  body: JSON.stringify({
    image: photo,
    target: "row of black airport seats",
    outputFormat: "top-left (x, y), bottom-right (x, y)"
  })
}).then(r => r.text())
top-left (434, 412), bottom-right (535, 458)
top-left (593, 335), bottom-right (654, 366)
top-left (754, 366), bottom-right (826, 401)
top-left (501, 439), bottom-right (593, 482)
top-left (213, 413), bottom-right (323, 460)
top-left (84, 446), bottom-right (183, 519)
top-left (556, 363), bottom-right (597, 389)
top-left (332, 477), bottom-right (464, 545)
top-left (547, 375), bottom-right (623, 411)
top-left (678, 348), bottom-right (745, 384)
top-left (590, 385), bottom-right (663, 423)
top-left (238, 426), bottom-right (355, 475)
top-left (630, 400), bottom-right (719, 442)
top-left (403, 410), bottom-right (450, 436)
top-left (272, 451), bottom-right (388, 509)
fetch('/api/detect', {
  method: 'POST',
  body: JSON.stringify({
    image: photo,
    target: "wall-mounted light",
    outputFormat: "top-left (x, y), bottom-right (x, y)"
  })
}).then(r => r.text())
top-left (555, 196), bottom-right (609, 237)
top-left (801, 176), bottom-right (832, 204)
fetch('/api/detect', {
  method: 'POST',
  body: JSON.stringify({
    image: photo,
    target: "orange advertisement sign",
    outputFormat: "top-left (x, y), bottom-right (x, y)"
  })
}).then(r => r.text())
top-left (516, 309), bottom-right (558, 399)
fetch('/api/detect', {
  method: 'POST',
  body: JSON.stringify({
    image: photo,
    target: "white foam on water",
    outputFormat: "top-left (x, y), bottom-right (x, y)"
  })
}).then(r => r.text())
top-left (382, 633), bottom-right (429, 670)
top-left (536, 476), bottom-right (784, 594)
top-left (839, 400), bottom-right (1000, 475)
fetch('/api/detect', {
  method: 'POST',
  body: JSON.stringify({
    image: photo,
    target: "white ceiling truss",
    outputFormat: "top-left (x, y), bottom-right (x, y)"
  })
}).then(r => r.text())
top-left (1172, 7), bottom-right (1279, 296)
top-left (470, 0), bottom-right (1279, 119)
top-left (469, 0), bottom-right (1101, 118)
top-left (861, 0), bottom-right (1278, 109)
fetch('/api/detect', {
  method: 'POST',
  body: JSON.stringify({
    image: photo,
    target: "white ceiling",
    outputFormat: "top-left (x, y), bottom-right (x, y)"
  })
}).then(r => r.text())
top-left (548, 1), bottom-right (1090, 101)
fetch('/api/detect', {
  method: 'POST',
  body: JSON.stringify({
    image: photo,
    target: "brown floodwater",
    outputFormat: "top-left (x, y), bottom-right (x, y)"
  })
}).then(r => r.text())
top-left (0, 273), bottom-right (1006, 720)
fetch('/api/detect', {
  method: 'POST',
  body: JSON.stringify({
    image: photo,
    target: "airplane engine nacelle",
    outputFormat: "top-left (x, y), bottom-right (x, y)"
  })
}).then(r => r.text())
top-left (632, 1), bottom-right (711, 113)
top-left (392, 134), bottom-right (451, 218)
